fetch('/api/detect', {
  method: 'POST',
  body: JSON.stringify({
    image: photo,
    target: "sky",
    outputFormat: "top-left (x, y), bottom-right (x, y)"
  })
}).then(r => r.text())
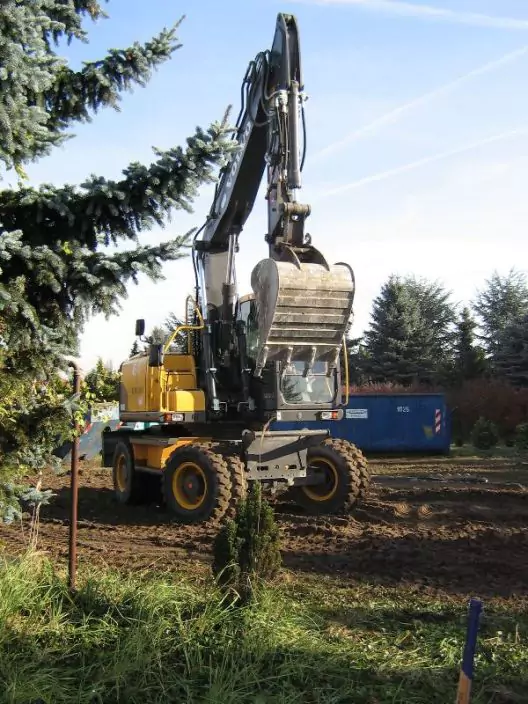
top-left (18, 0), bottom-right (528, 371)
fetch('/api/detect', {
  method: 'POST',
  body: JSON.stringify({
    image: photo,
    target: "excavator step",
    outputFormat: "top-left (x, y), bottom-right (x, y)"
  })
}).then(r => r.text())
top-left (251, 257), bottom-right (354, 373)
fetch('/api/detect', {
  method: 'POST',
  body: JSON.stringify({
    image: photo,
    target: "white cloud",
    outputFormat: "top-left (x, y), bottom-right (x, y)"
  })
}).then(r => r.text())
top-left (315, 45), bottom-right (528, 159)
top-left (294, 0), bottom-right (528, 30)
top-left (317, 127), bottom-right (528, 197)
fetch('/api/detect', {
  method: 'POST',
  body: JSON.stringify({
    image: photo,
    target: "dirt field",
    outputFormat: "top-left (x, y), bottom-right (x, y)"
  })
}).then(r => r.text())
top-left (2, 454), bottom-right (528, 598)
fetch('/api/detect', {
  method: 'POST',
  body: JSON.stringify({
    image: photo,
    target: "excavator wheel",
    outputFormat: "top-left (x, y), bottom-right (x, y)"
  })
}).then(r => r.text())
top-left (211, 443), bottom-right (248, 518)
top-left (330, 438), bottom-right (371, 502)
top-left (293, 438), bottom-right (370, 515)
top-left (162, 444), bottom-right (231, 524)
top-left (112, 440), bottom-right (145, 505)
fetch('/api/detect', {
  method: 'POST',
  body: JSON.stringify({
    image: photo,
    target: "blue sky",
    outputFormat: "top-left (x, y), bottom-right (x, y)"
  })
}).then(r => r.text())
top-left (18, 0), bottom-right (528, 370)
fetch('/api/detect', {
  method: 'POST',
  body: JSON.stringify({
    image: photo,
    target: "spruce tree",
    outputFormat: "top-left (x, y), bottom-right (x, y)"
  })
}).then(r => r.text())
top-left (84, 358), bottom-right (120, 402)
top-left (362, 277), bottom-right (423, 384)
top-left (406, 276), bottom-right (456, 372)
top-left (473, 269), bottom-right (528, 365)
top-left (0, 1), bottom-right (235, 520)
top-left (212, 482), bottom-right (281, 604)
top-left (361, 276), bottom-right (431, 384)
top-left (361, 275), bottom-right (456, 386)
top-left (164, 312), bottom-right (187, 352)
top-left (452, 307), bottom-right (487, 385)
top-left (494, 314), bottom-right (528, 388)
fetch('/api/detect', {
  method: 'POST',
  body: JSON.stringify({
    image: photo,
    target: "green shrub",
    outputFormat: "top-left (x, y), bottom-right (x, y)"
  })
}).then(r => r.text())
top-left (212, 482), bottom-right (281, 603)
top-left (446, 379), bottom-right (528, 445)
top-left (471, 417), bottom-right (499, 451)
top-left (0, 347), bottom-right (78, 522)
top-left (514, 423), bottom-right (528, 452)
top-left (84, 358), bottom-right (120, 402)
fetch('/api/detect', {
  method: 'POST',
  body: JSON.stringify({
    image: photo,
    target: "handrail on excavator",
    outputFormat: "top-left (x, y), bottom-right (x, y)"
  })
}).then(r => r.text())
top-left (162, 295), bottom-right (204, 356)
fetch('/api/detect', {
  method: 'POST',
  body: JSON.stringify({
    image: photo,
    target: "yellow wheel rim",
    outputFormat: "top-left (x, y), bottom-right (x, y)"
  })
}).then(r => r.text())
top-left (172, 462), bottom-right (207, 511)
top-left (303, 457), bottom-right (339, 502)
top-left (116, 454), bottom-right (128, 492)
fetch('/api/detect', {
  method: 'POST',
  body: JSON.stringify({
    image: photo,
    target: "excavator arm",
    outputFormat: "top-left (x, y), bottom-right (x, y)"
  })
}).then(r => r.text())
top-left (197, 13), bottom-right (306, 255)
top-left (193, 12), bottom-right (355, 414)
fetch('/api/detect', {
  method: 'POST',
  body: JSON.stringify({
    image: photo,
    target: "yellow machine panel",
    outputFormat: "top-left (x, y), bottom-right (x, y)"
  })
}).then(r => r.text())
top-left (131, 437), bottom-right (209, 470)
top-left (120, 353), bottom-right (206, 419)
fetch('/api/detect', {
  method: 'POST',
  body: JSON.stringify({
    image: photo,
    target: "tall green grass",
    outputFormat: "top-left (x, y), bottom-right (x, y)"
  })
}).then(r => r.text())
top-left (0, 553), bottom-right (526, 703)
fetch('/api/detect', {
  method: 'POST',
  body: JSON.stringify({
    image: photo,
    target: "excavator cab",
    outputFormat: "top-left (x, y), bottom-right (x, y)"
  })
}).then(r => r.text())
top-left (237, 294), bottom-right (260, 363)
top-left (236, 292), bottom-right (343, 414)
top-left (280, 360), bottom-right (337, 406)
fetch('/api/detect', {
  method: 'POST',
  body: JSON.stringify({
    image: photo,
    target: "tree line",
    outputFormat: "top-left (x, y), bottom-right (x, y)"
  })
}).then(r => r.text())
top-left (346, 269), bottom-right (528, 446)
top-left (348, 269), bottom-right (528, 390)
top-left (88, 267), bottom-right (528, 411)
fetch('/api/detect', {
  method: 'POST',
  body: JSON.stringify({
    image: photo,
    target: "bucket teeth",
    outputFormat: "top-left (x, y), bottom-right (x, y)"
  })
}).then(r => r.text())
top-left (250, 258), bottom-right (355, 375)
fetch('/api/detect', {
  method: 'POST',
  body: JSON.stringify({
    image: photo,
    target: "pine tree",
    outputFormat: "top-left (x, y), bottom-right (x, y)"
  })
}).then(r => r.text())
top-left (473, 269), bottom-right (528, 365)
top-left (361, 277), bottom-right (423, 384)
top-left (212, 481), bottom-right (281, 604)
top-left (84, 358), bottom-right (120, 402)
top-left (0, 1), bottom-right (236, 520)
top-left (406, 276), bottom-right (456, 369)
top-left (452, 307), bottom-right (487, 385)
top-left (164, 311), bottom-right (188, 352)
top-left (130, 339), bottom-right (141, 356)
top-left (494, 314), bottom-right (528, 388)
top-left (360, 275), bottom-right (456, 386)
top-left (147, 325), bottom-right (168, 345)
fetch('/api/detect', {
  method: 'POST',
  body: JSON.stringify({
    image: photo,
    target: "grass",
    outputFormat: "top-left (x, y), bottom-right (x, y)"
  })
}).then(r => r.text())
top-left (450, 445), bottom-right (523, 460)
top-left (0, 553), bottom-right (526, 703)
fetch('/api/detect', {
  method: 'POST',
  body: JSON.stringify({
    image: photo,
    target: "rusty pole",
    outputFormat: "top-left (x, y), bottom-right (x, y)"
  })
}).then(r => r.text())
top-left (68, 361), bottom-right (81, 592)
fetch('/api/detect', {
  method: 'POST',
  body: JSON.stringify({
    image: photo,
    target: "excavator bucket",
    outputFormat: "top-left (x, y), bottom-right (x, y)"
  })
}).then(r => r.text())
top-left (250, 257), bottom-right (355, 375)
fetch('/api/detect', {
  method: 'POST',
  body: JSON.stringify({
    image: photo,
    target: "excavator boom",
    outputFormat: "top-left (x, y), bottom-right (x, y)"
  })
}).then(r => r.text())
top-left (194, 13), bottom-right (355, 409)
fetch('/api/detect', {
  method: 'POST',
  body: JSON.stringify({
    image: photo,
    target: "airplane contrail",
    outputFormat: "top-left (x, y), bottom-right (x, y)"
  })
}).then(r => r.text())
top-left (295, 0), bottom-right (528, 31)
top-left (315, 45), bottom-right (528, 160)
top-left (318, 127), bottom-right (528, 197)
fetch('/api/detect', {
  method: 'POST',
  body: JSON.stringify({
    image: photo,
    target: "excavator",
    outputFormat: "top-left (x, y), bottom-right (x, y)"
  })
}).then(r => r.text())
top-left (101, 12), bottom-right (371, 524)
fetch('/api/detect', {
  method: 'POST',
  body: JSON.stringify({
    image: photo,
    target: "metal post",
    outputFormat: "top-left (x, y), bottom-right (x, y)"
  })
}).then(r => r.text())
top-left (68, 361), bottom-right (81, 592)
top-left (456, 598), bottom-right (483, 704)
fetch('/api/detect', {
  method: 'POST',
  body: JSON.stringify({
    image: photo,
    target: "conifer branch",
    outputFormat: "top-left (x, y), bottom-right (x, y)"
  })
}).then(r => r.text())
top-left (0, 119), bottom-right (235, 249)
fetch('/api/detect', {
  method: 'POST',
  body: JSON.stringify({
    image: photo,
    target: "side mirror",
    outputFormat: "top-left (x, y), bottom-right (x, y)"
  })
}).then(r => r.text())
top-left (135, 318), bottom-right (145, 337)
top-left (148, 343), bottom-right (163, 368)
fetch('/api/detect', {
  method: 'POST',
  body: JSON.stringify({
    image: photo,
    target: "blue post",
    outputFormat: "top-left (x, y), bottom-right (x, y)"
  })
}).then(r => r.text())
top-left (456, 598), bottom-right (483, 704)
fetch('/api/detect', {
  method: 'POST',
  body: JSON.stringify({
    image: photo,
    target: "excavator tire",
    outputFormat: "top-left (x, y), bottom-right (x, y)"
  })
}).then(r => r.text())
top-left (328, 438), bottom-right (371, 502)
top-left (211, 442), bottom-right (248, 518)
top-left (162, 443), bottom-right (231, 524)
top-left (112, 440), bottom-right (145, 505)
top-left (293, 437), bottom-right (370, 515)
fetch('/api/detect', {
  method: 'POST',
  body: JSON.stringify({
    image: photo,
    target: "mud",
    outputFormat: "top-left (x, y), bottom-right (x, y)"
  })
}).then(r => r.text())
top-left (2, 457), bottom-right (527, 598)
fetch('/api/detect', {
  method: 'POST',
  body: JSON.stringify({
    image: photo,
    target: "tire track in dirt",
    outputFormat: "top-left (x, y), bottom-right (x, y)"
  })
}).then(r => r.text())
top-left (0, 459), bottom-right (527, 596)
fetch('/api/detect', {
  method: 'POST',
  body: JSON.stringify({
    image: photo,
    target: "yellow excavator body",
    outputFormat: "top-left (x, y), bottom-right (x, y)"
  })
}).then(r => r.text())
top-left (119, 352), bottom-right (205, 419)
